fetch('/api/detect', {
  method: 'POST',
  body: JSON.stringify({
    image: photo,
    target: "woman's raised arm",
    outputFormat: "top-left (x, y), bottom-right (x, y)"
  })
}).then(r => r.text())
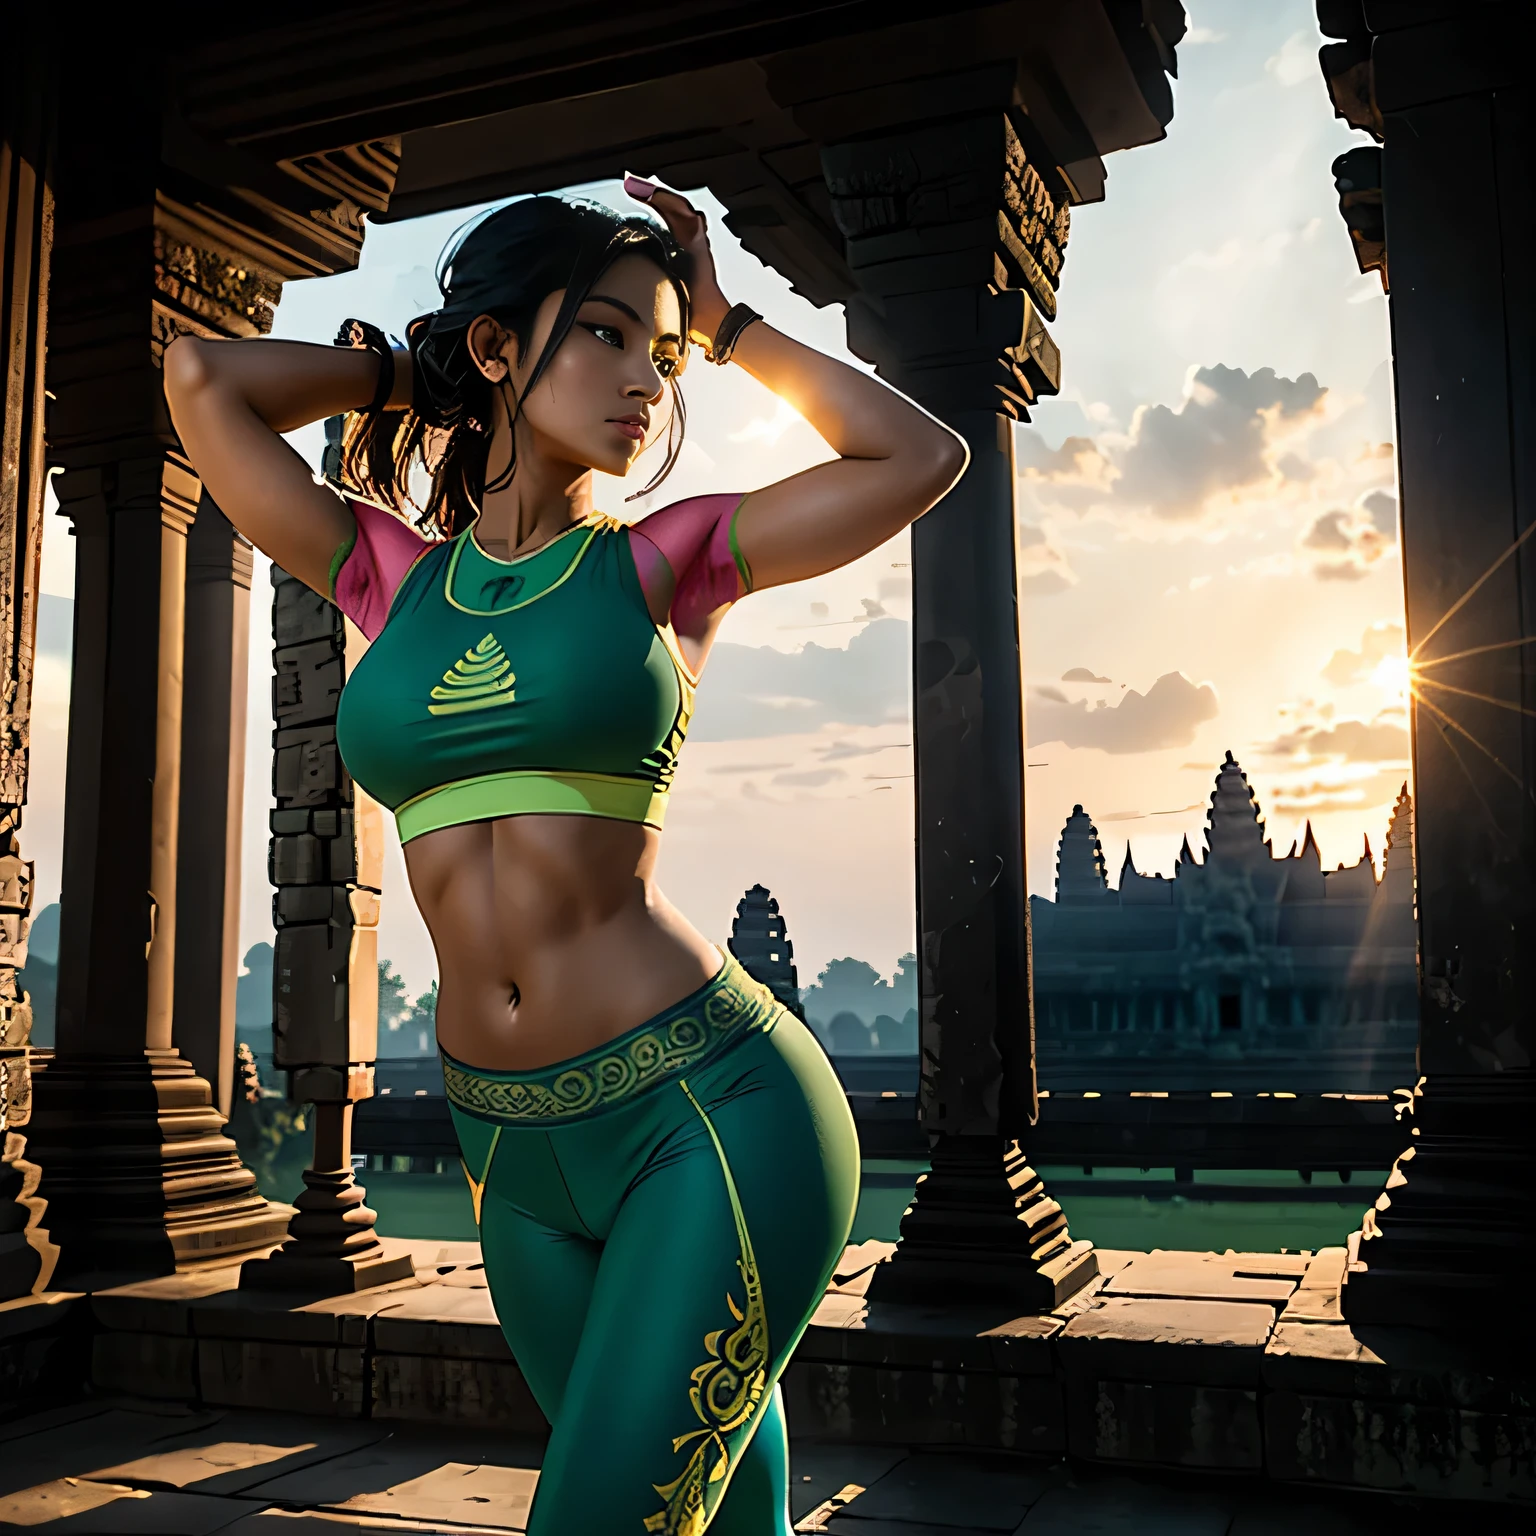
top-left (163, 335), bottom-right (409, 595)
top-left (635, 183), bottom-right (969, 592)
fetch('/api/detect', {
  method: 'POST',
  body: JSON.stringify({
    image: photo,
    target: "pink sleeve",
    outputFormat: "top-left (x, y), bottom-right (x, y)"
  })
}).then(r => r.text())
top-left (330, 499), bottom-right (434, 641)
top-left (628, 492), bottom-right (750, 643)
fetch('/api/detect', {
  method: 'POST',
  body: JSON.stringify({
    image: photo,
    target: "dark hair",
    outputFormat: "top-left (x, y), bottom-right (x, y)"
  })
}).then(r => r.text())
top-left (342, 195), bottom-right (692, 539)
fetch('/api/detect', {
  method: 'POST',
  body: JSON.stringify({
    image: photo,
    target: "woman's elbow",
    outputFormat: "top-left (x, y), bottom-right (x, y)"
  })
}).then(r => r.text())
top-left (912, 428), bottom-right (969, 507)
top-left (163, 334), bottom-right (215, 408)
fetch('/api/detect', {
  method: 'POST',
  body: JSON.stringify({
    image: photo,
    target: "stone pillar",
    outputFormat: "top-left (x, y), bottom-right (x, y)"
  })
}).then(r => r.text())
top-left (0, 16), bottom-right (59, 1302)
top-left (823, 114), bottom-right (1095, 1308)
top-left (1318, 5), bottom-right (1536, 1328)
top-left (241, 567), bottom-right (411, 1293)
top-left (173, 498), bottom-right (253, 1118)
top-left (26, 68), bottom-right (301, 1285)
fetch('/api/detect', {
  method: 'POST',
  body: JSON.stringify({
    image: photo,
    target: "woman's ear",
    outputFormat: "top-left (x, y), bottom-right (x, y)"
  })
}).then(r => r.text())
top-left (467, 315), bottom-right (516, 383)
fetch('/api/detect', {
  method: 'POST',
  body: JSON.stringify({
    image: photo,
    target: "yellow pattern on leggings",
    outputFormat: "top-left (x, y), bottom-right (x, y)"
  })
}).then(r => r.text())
top-left (644, 1079), bottom-right (769, 1536)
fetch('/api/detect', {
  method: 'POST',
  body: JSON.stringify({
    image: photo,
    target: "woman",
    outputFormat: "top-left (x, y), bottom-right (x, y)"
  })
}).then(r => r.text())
top-left (166, 180), bottom-right (966, 1534)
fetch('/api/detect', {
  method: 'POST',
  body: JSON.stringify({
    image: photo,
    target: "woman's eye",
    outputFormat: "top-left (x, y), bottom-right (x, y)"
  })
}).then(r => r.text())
top-left (586, 324), bottom-right (624, 348)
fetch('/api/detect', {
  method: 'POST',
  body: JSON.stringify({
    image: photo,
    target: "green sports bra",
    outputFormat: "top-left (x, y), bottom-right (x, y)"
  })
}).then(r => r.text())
top-left (335, 514), bottom-right (696, 844)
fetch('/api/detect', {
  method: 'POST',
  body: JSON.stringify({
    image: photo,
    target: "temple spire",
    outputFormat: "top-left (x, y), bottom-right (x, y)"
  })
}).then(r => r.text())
top-left (1383, 783), bottom-right (1413, 874)
top-left (1120, 842), bottom-right (1138, 881)
top-left (1379, 783), bottom-right (1415, 902)
top-left (728, 884), bottom-right (805, 1018)
top-left (1204, 750), bottom-right (1268, 865)
top-left (1055, 804), bottom-right (1110, 904)
top-left (1300, 820), bottom-right (1321, 865)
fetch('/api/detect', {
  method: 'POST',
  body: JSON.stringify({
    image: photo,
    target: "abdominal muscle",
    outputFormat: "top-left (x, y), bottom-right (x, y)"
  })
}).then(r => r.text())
top-left (402, 813), bottom-right (723, 1073)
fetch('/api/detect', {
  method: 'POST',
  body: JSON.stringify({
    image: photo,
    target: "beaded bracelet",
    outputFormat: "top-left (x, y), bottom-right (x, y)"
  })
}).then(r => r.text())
top-left (335, 317), bottom-right (395, 415)
top-left (709, 303), bottom-right (762, 366)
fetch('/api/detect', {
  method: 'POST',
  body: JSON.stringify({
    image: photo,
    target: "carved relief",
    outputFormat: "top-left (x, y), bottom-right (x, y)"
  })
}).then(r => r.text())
top-left (152, 229), bottom-right (280, 344)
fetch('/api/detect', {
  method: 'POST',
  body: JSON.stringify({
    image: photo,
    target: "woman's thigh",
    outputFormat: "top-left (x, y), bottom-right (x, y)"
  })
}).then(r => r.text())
top-left (527, 1022), bottom-right (859, 1534)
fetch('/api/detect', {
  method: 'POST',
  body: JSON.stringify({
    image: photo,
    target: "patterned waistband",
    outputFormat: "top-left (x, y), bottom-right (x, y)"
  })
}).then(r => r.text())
top-left (440, 952), bottom-right (782, 1126)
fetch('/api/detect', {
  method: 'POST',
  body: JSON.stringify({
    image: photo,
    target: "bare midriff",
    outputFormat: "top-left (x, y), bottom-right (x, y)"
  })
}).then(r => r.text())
top-left (403, 812), bottom-right (722, 1073)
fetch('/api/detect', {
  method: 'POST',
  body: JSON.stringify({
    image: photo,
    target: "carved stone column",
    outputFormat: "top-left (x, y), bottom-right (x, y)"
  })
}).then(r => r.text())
top-left (173, 498), bottom-right (254, 1118)
top-left (241, 568), bottom-right (411, 1293)
top-left (0, 14), bottom-right (59, 1302)
top-left (823, 114), bottom-right (1095, 1308)
top-left (1318, 4), bottom-right (1536, 1330)
top-left (24, 57), bottom-right (392, 1284)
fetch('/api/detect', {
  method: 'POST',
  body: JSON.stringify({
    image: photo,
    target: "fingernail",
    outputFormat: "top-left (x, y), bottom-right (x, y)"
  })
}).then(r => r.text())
top-left (624, 174), bottom-right (656, 202)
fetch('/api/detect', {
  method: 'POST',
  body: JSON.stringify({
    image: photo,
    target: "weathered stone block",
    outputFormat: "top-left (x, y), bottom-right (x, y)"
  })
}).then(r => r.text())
top-left (782, 1359), bottom-right (1064, 1455)
top-left (371, 1351), bottom-right (547, 1430)
top-left (92, 1330), bottom-right (197, 1400)
top-left (272, 724), bottom-right (343, 808)
top-left (198, 1337), bottom-right (365, 1416)
top-left (1264, 1389), bottom-right (1535, 1501)
top-left (1066, 1378), bottom-right (1262, 1470)
top-left (371, 1283), bottom-right (512, 1361)
top-left (273, 639), bottom-right (343, 726)
top-left (273, 573), bottom-right (338, 648)
top-left (1104, 1252), bottom-right (1299, 1306)
top-left (0, 1296), bottom-right (86, 1416)
top-left (1058, 1297), bottom-right (1275, 1387)
top-left (797, 1297), bottom-right (1060, 1376)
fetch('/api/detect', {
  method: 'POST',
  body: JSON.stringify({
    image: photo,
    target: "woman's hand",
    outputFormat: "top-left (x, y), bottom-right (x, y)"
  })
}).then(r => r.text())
top-left (623, 176), bottom-right (731, 347)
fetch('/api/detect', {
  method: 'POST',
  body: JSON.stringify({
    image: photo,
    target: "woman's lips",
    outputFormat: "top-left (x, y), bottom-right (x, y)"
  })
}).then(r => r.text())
top-left (610, 420), bottom-right (645, 442)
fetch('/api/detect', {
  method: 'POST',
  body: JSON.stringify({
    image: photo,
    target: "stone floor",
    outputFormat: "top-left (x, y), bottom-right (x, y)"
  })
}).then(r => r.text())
top-left (0, 1393), bottom-right (1512, 1533)
top-left (2, 1239), bottom-right (1531, 1529)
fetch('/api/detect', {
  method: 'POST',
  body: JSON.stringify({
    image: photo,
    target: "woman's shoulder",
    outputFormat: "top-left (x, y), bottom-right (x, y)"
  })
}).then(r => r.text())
top-left (333, 495), bottom-right (441, 639)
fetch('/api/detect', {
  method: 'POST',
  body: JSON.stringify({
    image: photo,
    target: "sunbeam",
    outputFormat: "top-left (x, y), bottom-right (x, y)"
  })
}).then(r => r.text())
top-left (1414, 673), bottom-right (1536, 720)
top-left (1409, 517), bottom-right (1536, 662)
top-left (1413, 634), bottom-right (1536, 671)
top-left (1411, 688), bottom-right (1529, 796)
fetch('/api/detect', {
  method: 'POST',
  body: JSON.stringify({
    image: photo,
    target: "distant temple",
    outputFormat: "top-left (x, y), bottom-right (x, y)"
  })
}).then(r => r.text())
top-left (1030, 753), bottom-right (1419, 1092)
top-left (728, 884), bottom-right (806, 1020)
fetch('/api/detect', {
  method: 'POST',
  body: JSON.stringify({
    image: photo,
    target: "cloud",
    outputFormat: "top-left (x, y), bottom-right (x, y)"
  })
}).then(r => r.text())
top-left (1301, 504), bottom-right (1390, 580)
top-left (1017, 521), bottom-right (1076, 595)
top-left (1271, 768), bottom-right (1408, 815)
top-left (820, 739), bottom-right (908, 762)
top-left (707, 761), bottom-right (792, 774)
top-left (1027, 671), bottom-right (1219, 754)
top-left (1322, 622), bottom-right (1405, 687)
top-left (1116, 366), bottom-right (1326, 519)
top-left (689, 618), bottom-right (908, 740)
top-left (1265, 30), bottom-right (1316, 87)
top-left (1262, 713), bottom-right (1410, 764)
top-left (36, 595), bottom-right (72, 663)
top-left (1361, 489), bottom-right (1397, 534)
top-left (1062, 667), bottom-right (1113, 684)
top-left (771, 767), bottom-right (845, 788)
top-left (1019, 364), bottom-right (1331, 530)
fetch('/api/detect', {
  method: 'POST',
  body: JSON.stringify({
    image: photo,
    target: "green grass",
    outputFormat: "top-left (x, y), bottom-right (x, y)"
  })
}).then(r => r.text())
top-left (243, 1135), bottom-right (1375, 1255)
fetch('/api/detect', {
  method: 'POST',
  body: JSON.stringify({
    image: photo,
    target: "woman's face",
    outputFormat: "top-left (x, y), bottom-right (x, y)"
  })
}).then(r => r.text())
top-left (469, 253), bottom-right (685, 480)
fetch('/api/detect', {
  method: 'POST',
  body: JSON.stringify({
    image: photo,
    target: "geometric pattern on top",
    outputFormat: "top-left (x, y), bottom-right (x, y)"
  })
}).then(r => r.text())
top-left (429, 632), bottom-right (516, 716)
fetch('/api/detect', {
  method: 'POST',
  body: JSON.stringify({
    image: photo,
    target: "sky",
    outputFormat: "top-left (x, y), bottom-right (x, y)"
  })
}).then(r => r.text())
top-left (28, 0), bottom-right (1407, 1001)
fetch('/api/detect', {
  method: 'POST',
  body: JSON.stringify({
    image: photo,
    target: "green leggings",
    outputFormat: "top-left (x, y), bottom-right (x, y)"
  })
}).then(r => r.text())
top-left (444, 953), bottom-right (860, 1534)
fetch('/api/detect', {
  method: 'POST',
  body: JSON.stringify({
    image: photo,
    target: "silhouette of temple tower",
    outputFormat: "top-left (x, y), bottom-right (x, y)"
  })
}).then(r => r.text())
top-left (1056, 805), bottom-right (1112, 905)
top-left (1030, 753), bottom-right (1419, 1091)
top-left (728, 884), bottom-right (805, 1020)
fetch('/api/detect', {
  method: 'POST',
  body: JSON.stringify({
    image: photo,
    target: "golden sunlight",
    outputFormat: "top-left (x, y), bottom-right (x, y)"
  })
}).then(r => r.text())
top-left (1370, 652), bottom-right (1411, 701)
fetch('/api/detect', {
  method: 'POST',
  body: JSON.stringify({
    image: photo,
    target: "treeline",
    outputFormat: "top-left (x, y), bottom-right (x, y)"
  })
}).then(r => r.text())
top-left (800, 953), bottom-right (919, 1054)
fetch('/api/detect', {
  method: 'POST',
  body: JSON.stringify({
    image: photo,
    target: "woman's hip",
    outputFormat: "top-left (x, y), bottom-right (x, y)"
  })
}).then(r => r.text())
top-left (444, 957), bottom-right (860, 1238)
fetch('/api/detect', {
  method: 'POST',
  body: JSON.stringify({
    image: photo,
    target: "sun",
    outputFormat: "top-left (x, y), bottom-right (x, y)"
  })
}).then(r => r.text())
top-left (1370, 653), bottom-right (1411, 701)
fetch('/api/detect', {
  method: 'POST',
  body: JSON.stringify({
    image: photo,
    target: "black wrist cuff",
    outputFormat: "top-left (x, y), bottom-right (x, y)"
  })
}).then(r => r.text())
top-left (709, 303), bottom-right (762, 365)
top-left (335, 317), bottom-right (395, 414)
